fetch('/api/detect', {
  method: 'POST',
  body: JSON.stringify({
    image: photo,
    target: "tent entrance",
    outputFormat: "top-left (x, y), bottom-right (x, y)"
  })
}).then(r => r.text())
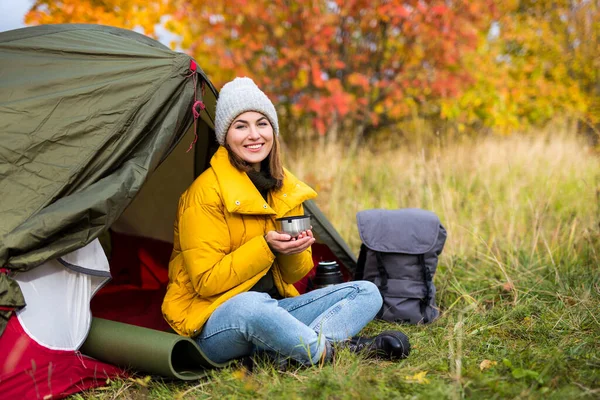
top-left (91, 120), bottom-right (356, 331)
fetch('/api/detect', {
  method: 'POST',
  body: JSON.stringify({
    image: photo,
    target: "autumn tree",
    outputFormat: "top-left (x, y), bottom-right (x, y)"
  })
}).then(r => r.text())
top-left (26, 0), bottom-right (497, 140)
top-left (170, 0), bottom-right (497, 139)
top-left (25, 0), bottom-right (169, 34)
top-left (447, 0), bottom-right (599, 137)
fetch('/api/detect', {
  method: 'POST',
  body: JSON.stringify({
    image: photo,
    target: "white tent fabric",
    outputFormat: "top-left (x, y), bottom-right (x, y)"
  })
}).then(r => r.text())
top-left (15, 239), bottom-right (110, 351)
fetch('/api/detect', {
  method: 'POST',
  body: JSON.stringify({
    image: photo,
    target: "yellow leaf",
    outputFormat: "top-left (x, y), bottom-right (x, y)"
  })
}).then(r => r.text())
top-left (232, 368), bottom-right (248, 381)
top-left (274, 26), bottom-right (286, 38)
top-left (405, 371), bottom-right (430, 384)
top-left (128, 375), bottom-right (151, 387)
top-left (479, 359), bottom-right (497, 371)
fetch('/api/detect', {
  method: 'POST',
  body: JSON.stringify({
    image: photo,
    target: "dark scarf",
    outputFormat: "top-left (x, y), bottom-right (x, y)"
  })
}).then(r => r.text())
top-left (246, 165), bottom-right (281, 299)
top-left (246, 167), bottom-right (278, 201)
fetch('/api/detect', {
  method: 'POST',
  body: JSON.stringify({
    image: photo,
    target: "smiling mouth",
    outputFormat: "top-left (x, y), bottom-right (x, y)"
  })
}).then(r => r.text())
top-left (245, 144), bottom-right (264, 149)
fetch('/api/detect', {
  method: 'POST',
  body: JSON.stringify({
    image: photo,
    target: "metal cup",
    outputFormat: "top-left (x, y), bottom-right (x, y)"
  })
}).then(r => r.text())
top-left (276, 215), bottom-right (311, 237)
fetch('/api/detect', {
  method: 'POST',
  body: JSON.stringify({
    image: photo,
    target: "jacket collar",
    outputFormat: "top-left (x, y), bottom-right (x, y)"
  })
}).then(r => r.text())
top-left (210, 146), bottom-right (317, 218)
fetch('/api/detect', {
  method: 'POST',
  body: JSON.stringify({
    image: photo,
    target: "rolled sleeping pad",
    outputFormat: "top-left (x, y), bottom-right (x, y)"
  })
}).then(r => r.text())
top-left (80, 318), bottom-right (231, 380)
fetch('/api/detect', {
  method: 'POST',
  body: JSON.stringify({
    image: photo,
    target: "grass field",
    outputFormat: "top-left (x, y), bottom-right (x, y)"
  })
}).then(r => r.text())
top-left (76, 130), bottom-right (599, 399)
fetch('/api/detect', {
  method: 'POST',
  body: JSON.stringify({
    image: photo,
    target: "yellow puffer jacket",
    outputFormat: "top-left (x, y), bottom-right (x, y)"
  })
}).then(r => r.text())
top-left (162, 146), bottom-right (317, 337)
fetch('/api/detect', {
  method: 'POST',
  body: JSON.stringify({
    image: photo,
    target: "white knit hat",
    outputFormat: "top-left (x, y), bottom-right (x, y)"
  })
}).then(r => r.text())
top-left (214, 77), bottom-right (279, 145)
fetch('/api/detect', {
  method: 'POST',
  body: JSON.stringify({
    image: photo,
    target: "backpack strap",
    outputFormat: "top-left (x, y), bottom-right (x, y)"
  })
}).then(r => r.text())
top-left (355, 244), bottom-right (389, 290)
top-left (354, 244), bottom-right (368, 280)
top-left (418, 254), bottom-right (432, 323)
top-left (375, 252), bottom-right (388, 291)
top-left (374, 251), bottom-right (389, 319)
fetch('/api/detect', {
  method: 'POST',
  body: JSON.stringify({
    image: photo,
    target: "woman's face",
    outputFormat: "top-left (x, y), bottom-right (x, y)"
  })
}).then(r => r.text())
top-left (225, 111), bottom-right (274, 171)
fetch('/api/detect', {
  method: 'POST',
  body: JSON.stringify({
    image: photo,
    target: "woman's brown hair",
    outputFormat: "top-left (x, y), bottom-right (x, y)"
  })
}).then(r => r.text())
top-left (225, 131), bottom-right (284, 190)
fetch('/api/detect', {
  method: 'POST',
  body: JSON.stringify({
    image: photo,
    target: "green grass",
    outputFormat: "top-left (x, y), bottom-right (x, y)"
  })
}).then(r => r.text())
top-left (76, 131), bottom-right (599, 399)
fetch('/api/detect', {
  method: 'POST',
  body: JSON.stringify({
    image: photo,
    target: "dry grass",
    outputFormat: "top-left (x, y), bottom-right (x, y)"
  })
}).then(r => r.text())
top-left (288, 131), bottom-right (598, 260)
top-left (76, 130), bottom-right (600, 399)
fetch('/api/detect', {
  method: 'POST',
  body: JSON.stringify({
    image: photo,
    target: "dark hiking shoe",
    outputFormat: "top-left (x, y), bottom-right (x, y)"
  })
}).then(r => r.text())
top-left (346, 330), bottom-right (411, 360)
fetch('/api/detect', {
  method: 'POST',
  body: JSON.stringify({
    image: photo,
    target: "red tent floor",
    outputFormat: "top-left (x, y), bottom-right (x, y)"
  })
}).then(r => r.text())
top-left (0, 315), bottom-right (123, 400)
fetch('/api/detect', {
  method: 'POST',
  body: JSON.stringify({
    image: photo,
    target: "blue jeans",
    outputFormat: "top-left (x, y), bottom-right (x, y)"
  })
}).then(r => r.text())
top-left (195, 281), bottom-right (382, 365)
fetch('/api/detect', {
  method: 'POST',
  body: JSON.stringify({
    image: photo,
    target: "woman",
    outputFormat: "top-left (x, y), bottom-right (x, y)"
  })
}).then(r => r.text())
top-left (162, 77), bottom-right (409, 366)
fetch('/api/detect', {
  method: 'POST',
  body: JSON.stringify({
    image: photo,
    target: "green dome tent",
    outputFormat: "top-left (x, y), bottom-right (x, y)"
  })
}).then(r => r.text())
top-left (0, 24), bottom-right (356, 399)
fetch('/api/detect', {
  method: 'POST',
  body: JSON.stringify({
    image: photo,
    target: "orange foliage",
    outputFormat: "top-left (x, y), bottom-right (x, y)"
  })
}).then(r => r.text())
top-left (25, 0), bottom-right (494, 138)
top-left (25, 0), bottom-right (598, 138)
top-left (25, 0), bottom-right (171, 38)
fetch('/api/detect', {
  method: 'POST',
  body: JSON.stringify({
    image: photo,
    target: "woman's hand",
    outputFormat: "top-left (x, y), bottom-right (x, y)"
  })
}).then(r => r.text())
top-left (265, 229), bottom-right (315, 255)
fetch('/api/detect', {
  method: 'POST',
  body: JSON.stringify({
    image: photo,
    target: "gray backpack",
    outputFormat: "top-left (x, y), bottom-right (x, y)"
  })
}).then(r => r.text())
top-left (354, 209), bottom-right (447, 324)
